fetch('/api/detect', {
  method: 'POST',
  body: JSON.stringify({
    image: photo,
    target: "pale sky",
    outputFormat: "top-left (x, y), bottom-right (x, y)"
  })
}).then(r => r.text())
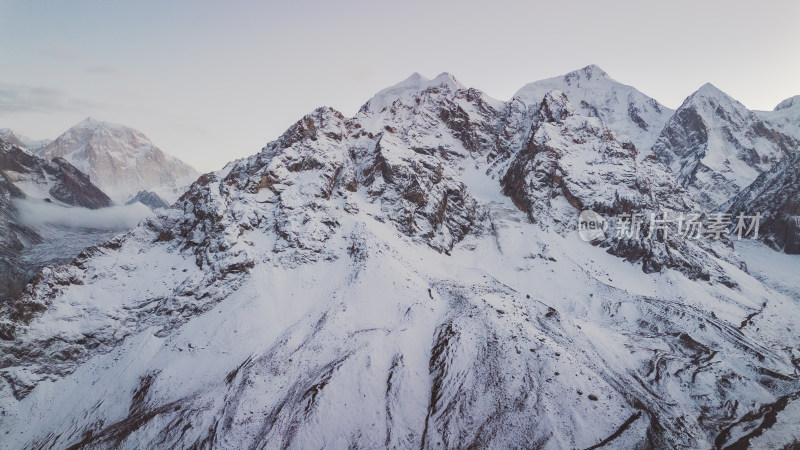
top-left (1, 0), bottom-right (798, 172)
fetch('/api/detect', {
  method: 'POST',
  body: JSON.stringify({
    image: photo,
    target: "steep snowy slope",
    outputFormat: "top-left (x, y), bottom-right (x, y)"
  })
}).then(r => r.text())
top-left (38, 118), bottom-right (198, 203)
top-left (514, 65), bottom-right (673, 152)
top-left (758, 95), bottom-right (800, 141)
top-left (1, 75), bottom-right (799, 449)
top-left (652, 84), bottom-right (798, 210)
top-left (728, 150), bottom-right (800, 254)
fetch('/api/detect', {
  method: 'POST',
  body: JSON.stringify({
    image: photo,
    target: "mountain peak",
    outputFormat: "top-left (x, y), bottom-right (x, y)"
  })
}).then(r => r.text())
top-left (775, 95), bottom-right (800, 111)
top-left (72, 116), bottom-right (126, 132)
top-left (385, 71), bottom-right (463, 93)
top-left (431, 71), bottom-right (463, 88)
top-left (362, 72), bottom-right (465, 113)
top-left (571, 64), bottom-right (610, 81)
top-left (513, 65), bottom-right (672, 151)
top-left (682, 82), bottom-right (743, 110)
top-left (41, 118), bottom-right (197, 201)
top-left (695, 82), bottom-right (725, 96)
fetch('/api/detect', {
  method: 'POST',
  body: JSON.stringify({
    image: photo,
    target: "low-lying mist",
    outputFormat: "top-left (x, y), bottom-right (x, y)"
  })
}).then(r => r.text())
top-left (14, 198), bottom-right (154, 230)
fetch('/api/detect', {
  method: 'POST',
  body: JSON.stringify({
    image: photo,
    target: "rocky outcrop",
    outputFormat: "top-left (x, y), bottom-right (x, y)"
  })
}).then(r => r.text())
top-left (0, 139), bottom-right (112, 209)
top-left (126, 190), bottom-right (170, 210)
top-left (502, 90), bottom-right (742, 282)
top-left (728, 150), bottom-right (800, 253)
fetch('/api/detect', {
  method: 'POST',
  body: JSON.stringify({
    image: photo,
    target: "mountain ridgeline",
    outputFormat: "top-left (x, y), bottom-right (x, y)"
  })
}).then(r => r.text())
top-left (0, 66), bottom-right (799, 449)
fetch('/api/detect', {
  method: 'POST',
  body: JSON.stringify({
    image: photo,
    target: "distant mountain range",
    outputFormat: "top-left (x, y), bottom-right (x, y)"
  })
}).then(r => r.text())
top-left (0, 117), bottom-right (197, 302)
top-left (33, 118), bottom-right (198, 203)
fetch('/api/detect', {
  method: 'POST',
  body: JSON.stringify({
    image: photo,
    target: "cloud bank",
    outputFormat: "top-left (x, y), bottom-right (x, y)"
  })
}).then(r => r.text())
top-left (14, 199), bottom-right (154, 230)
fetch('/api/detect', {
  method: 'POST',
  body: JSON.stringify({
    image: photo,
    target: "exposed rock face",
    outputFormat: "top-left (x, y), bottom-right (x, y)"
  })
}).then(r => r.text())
top-left (652, 84), bottom-right (798, 210)
top-left (0, 139), bottom-right (112, 209)
top-left (501, 91), bottom-right (742, 282)
top-left (125, 190), bottom-right (170, 210)
top-left (0, 170), bottom-right (39, 302)
top-left (38, 118), bottom-right (198, 202)
top-left (728, 150), bottom-right (800, 254)
top-left (1, 70), bottom-right (800, 449)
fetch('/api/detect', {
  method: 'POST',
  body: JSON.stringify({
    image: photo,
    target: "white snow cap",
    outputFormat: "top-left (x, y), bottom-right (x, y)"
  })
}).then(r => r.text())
top-left (363, 72), bottom-right (464, 113)
top-left (514, 64), bottom-right (613, 101)
top-left (569, 64), bottom-right (610, 81)
top-left (679, 82), bottom-right (746, 112)
top-left (774, 95), bottom-right (800, 111)
top-left (72, 116), bottom-right (133, 133)
top-left (693, 82), bottom-right (728, 98)
top-left (680, 82), bottom-right (755, 115)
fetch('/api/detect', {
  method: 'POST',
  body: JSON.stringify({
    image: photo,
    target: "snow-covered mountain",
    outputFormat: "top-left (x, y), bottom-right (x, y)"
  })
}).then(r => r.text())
top-left (37, 118), bottom-right (198, 203)
top-left (0, 129), bottom-right (51, 154)
top-left (0, 137), bottom-right (150, 302)
top-left (0, 139), bottom-right (112, 209)
top-left (2, 71), bottom-right (799, 449)
top-left (514, 65), bottom-right (673, 152)
top-left (652, 84), bottom-right (798, 210)
top-left (757, 95), bottom-right (800, 141)
top-left (728, 150), bottom-right (800, 254)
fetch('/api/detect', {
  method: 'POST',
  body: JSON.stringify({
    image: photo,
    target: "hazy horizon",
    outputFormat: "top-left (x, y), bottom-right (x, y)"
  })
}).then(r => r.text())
top-left (2, 0), bottom-right (798, 172)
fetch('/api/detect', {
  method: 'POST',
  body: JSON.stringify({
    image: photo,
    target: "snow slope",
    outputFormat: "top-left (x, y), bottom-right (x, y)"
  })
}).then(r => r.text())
top-left (758, 95), bottom-right (800, 140)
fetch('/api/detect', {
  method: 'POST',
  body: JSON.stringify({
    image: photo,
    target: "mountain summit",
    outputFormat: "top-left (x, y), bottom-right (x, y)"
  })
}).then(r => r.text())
top-left (653, 84), bottom-right (797, 209)
top-left (514, 65), bottom-right (673, 151)
top-left (38, 118), bottom-right (198, 202)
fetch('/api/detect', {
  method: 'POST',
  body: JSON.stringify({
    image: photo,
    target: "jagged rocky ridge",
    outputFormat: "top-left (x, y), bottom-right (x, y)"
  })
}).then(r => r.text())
top-left (126, 190), bottom-right (171, 210)
top-left (1, 69), bottom-right (799, 448)
top-left (653, 84), bottom-right (798, 210)
top-left (501, 90), bottom-right (742, 283)
top-left (0, 139), bottom-right (111, 209)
